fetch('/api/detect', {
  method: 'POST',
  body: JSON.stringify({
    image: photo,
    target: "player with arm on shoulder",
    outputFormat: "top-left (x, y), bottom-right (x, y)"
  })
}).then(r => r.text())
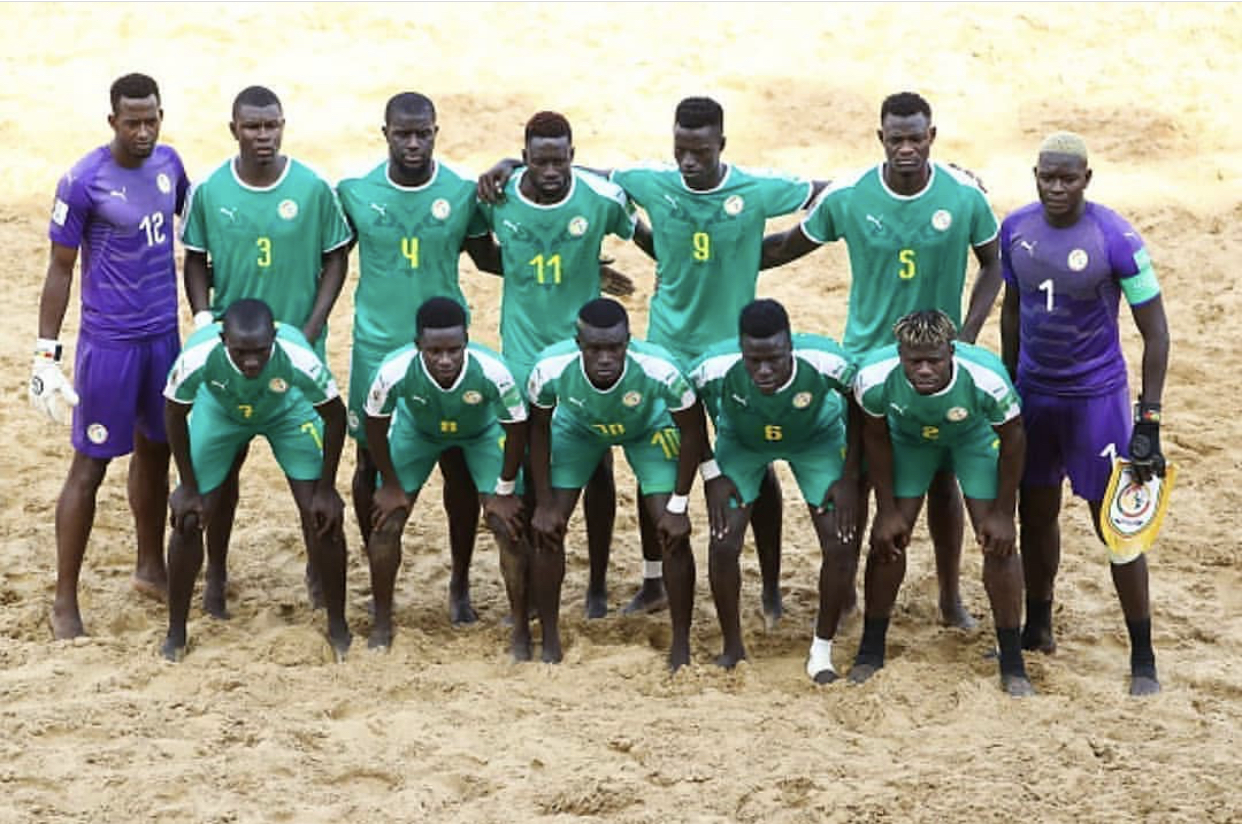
top-left (179, 85), bottom-right (353, 617)
top-left (1000, 132), bottom-right (1169, 696)
top-left (689, 300), bottom-right (861, 682)
top-left (527, 299), bottom-right (705, 669)
top-left (759, 91), bottom-right (1004, 630)
top-left (35, 73), bottom-right (189, 639)
top-left (161, 299), bottom-right (351, 662)
top-left (337, 91), bottom-right (501, 624)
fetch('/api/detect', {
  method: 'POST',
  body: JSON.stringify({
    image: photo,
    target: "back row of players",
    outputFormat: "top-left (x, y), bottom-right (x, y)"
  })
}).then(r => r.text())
top-left (33, 75), bottom-right (1170, 696)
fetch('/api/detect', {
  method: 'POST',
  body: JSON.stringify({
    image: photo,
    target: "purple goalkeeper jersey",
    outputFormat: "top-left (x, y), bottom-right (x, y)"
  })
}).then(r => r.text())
top-left (48, 144), bottom-right (189, 340)
top-left (1001, 201), bottom-right (1154, 397)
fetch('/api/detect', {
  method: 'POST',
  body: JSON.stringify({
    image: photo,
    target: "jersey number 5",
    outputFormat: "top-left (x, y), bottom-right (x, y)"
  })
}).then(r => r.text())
top-left (898, 248), bottom-right (916, 280)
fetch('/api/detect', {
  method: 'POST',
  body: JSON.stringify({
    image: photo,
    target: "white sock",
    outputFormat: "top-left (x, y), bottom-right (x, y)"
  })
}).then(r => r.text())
top-left (643, 560), bottom-right (663, 579)
top-left (806, 635), bottom-right (835, 679)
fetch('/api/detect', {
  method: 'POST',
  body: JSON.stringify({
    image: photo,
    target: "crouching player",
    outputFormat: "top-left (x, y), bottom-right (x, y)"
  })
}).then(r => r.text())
top-left (689, 300), bottom-right (860, 682)
top-left (527, 298), bottom-right (705, 669)
top-left (161, 299), bottom-right (350, 661)
top-left (852, 310), bottom-right (1032, 695)
top-left (363, 297), bottom-right (528, 654)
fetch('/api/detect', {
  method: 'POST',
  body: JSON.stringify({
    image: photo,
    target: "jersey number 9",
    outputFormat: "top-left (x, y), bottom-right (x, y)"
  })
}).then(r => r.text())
top-left (692, 232), bottom-right (711, 262)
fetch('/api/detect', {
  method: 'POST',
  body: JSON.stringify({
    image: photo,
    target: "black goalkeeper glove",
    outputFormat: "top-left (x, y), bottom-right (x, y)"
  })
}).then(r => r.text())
top-left (1128, 402), bottom-right (1165, 482)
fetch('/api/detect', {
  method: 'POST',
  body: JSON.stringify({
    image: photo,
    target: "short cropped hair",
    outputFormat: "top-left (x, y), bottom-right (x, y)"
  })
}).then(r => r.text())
top-left (385, 92), bottom-right (436, 124)
top-left (232, 85), bottom-right (282, 119)
top-left (893, 309), bottom-right (956, 349)
top-left (110, 73), bottom-right (160, 112)
top-left (578, 298), bottom-right (628, 330)
top-left (880, 91), bottom-right (932, 122)
top-left (739, 299), bottom-right (791, 339)
top-left (525, 111), bottom-right (572, 144)
top-left (675, 96), bottom-right (724, 131)
top-left (222, 298), bottom-right (275, 337)
top-left (416, 296), bottom-right (468, 336)
top-left (1039, 131), bottom-right (1088, 163)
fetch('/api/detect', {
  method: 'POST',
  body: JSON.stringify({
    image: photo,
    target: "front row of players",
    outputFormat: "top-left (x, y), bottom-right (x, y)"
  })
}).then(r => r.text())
top-left (157, 293), bottom-right (1035, 695)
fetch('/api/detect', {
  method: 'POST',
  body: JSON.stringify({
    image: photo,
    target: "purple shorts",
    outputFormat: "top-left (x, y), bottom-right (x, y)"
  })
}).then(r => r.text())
top-left (72, 330), bottom-right (181, 459)
top-left (1019, 384), bottom-right (1131, 502)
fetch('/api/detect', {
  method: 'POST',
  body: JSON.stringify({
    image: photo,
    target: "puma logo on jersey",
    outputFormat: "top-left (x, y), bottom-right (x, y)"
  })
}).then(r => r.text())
top-left (730, 393), bottom-right (749, 407)
top-left (369, 202), bottom-right (387, 216)
top-left (889, 402), bottom-right (907, 415)
top-left (407, 395), bottom-right (428, 406)
top-left (567, 397), bottom-right (586, 409)
top-left (109, 188), bottom-right (128, 201)
top-left (210, 380), bottom-right (229, 390)
top-left (1019, 240), bottom-right (1037, 253)
top-left (865, 214), bottom-right (883, 232)
top-left (662, 193), bottom-right (682, 211)
top-left (503, 220), bottom-right (522, 233)
top-left (219, 207), bottom-right (238, 221)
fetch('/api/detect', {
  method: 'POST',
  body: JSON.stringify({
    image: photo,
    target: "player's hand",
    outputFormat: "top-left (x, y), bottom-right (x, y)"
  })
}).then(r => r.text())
top-left (30, 357), bottom-right (79, 425)
top-left (169, 484), bottom-right (205, 533)
top-left (301, 322), bottom-right (324, 349)
top-left (1129, 420), bottom-right (1166, 482)
top-left (704, 475), bottom-right (741, 541)
top-left (484, 493), bottom-right (525, 543)
top-left (948, 162), bottom-right (988, 193)
top-left (657, 510), bottom-right (691, 547)
top-left (818, 478), bottom-right (858, 545)
top-left (371, 482), bottom-right (409, 531)
top-left (869, 507), bottom-right (910, 563)
top-left (977, 507), bottom-right (1016, 557)
top-left (311, 485), bottom-right (345, 537)
top-left (531, 502), bottom-right (567, 548)
top-left (598, 260), bottom-right (635, 297)
top-left (477, 161), bottom-right (517, 204)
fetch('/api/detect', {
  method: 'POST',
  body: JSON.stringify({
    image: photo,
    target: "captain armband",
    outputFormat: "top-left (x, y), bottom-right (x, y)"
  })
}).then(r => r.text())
top-left (1120, 248), bottom-right (1161, 306)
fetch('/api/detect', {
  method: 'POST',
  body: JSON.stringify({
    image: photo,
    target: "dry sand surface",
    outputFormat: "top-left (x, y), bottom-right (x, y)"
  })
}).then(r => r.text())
top-left (1, 3), bottom-right (1240, 821)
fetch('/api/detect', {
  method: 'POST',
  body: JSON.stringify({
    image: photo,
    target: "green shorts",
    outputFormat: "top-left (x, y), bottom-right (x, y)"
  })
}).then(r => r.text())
top-left (347, 338), bottom-right (390, 447)
top-left (549, 412), bottom-right (681, 495)
top-left (188, 389), bottom-right (324, 494)
top-left (891, 427), bottom-right (1000, 500)
top-left (388, 412), bottom-right (518, 496)
top-left (716, 424), bottom-right (847, 507)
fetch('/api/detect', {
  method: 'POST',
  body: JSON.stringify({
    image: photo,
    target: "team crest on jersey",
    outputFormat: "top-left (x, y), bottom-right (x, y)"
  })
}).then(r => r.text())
top-left (1068, 248), bottom-right (1089, 271)
top-left (87, 423), bottom-right (109, 444)
top-left (946, 406), bottom-right (969, 422)
top-left (723, 195), bottom-right (745, 216)
top-left (931, 209), bottom-right (953, 231)
top-left (792, 391), bottom-right (813, 409)
top-left (462, 390), bottom-right (483, 405)
top-left (156, 172), bottom-right (172, 194)
top-left (623, 391), bottom-right (642, 407)
top-left (431, 198), bottom-right (452, 220)
top-left (269, 377), bottom-right (289, 393)
top-left (568, 216), bottom-right (589, 236)
top-left (278, 199), bottom-right (299, 220)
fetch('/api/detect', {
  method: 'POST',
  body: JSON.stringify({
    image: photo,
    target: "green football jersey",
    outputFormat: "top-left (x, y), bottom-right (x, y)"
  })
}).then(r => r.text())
top-left (528, 338), bottom-right (695, 444)
top-left (611, 163), bottom-right (813, 363)
top-left (164, 323), bottom-right (338, 423)
top-left (854, 342), bottom-right (1019, 445)
top-left (337, 160), bottom-right (488, 353)
top-left (478, 169), bottom-right (636, 371)
top-left (800, 161), bottom-right (999, 354)
top-left (180, 157), bottom-right (353, 327)
top-left (365, 341), bottom-right (526, 439)
top-left (690, 333), bottom-right (856, 450)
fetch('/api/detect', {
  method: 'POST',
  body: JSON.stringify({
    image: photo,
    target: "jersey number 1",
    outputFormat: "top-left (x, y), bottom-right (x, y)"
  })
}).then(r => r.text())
top-left (530, 253), bottom-right (562, 284)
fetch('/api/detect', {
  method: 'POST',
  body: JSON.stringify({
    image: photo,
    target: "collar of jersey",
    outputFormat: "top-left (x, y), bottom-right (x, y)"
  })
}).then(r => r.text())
top-left (385, 160), bottom-right (440, 192)
top-left (876, 161), bottom-right (936, 201)
top-left (419, 349), bottom-right (469, 393)
top-left (903, 358), bottom-right (959, 397)
top-left (679, 163), bottom-right (733, 195)
top-left (230, 156), bottom-right (293, 192)
top-left (773, 356), bottom-right (798, 394)
top-left (513, 168), bottom-right (577, 209)
top-left (579, 353), bottom-right (629, 394)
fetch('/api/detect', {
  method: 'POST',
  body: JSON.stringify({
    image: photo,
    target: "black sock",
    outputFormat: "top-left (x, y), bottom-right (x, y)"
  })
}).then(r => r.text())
top-left (1126, 618), bottom-right (1157, 678)
top-left (996, 626), bottom-right (1027, 678)
top-left (855, 617), bottom-right (889, 667)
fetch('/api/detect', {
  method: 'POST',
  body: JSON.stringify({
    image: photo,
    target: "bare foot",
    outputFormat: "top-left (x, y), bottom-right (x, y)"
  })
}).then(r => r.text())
top-left (510, 627), bottom-right (533, 662)
top-left (762, 586), bottom-right (784, 631)
top-left (367, 624), bottom-right (393, 651)
top-left (49, 601), bottom-right (86, 640)
top-left (449, 595), bottom-right (478, 626)
top-left (1022, 623), bottom-right (1056, 654)
top-left (584, 589), bottom-right (608, 620)
top-left (848, 661), bottom-right (882, 684)
top-left (940, 598), bottom-right (978, 630)
top-left (160, 634), bottom-right (186, 662)
top-left (714, 646), bottom-right (746, 670)
top-left (130, 572), bottom-right (167, 603)
top-left (328, 626), bottom-right (352, 662)
top-left (1130, 675), bottom-right (1161, 696)
top-left (541, 633), bottom-right (563, 664)
top-left (622, 579), bottom-right (667, 615)
top-left (1002, 673), bottom-right (1036, 697)
top-left (203, 576), bottom-right (230, 620)
top-left (668, 641), bottom-right (691, 672)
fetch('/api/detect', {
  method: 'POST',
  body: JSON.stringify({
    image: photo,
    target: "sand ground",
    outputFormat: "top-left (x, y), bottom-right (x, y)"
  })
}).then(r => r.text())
top-left (1, 3), bottom-right (1240, 822)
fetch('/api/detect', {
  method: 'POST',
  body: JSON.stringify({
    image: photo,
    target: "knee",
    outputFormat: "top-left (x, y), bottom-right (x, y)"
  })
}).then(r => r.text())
top-left (708, 537), bottom-right (743, 566)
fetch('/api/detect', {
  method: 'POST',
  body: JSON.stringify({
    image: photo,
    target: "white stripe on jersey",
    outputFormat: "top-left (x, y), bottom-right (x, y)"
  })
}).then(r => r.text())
top-left (794, 347), bottom-right (851, 384)
top-left (178, 180), bottom-right (206, 250)
top-left (163, 335), bottom-right (217, 401)
top-left (576, 169), bottom-right (630, 210)
top-left (958, 357), bottom-right (1020, 423)
top-left (471, 348), bottom-right (528, 423)
top-left (365, 348), bottom-right (418, 417)
top-left (280, 338), bottom-right (340, 402)
top-left (690, 351), bottom-right (742, 390)
top-left (630, 349), bottom-right (695, 412)
top-left (527, 351), bottom-right (580, 408)
top-left (853, 355), bottom-right (901, 417)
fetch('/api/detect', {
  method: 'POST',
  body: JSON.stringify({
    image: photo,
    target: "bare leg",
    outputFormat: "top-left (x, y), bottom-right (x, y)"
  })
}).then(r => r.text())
top-left (965, 496), bottom-right (1033, 697)
top-left (291, 479), bottom-right (351, 660)
top-left (850, 497), bottom-right (922, 683)
top-left (351, 443), bottom-right (378, 548)
top-left (928, 470), bottom-right (975, 628)
top-left (622, 489), bottom-right (668, 615)
top-left (807, 504), bottom-right (859, 683)
top-left (709, 506), bottom-right (753, 669)
top-left (532, 489), bottom-right (579, 662)
top-left (364, 498), bottom-right (412, 651)
top-left (50, 452), bottom-right (109, 639)
top-left (439, 447), bottom-right (480, 624)
top-left (203, 446), bottom-right (248, 619)
top-left (1019, 484), bottom-right (1061, 653)
top-left (582, 454), bottom-right (615, 618)
top-left (1091, 501), bottom-right (1159, 695)
top-left (128, 430), bottom-right (169, 600)
top-left (752, 466), bottom-right (784, 628)
top-left (162, 492), bottom-right (217, 661)
top-left (487, 503), bottom-right (532, 661)
top-left (642, 494), bottom-right (695, 670)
